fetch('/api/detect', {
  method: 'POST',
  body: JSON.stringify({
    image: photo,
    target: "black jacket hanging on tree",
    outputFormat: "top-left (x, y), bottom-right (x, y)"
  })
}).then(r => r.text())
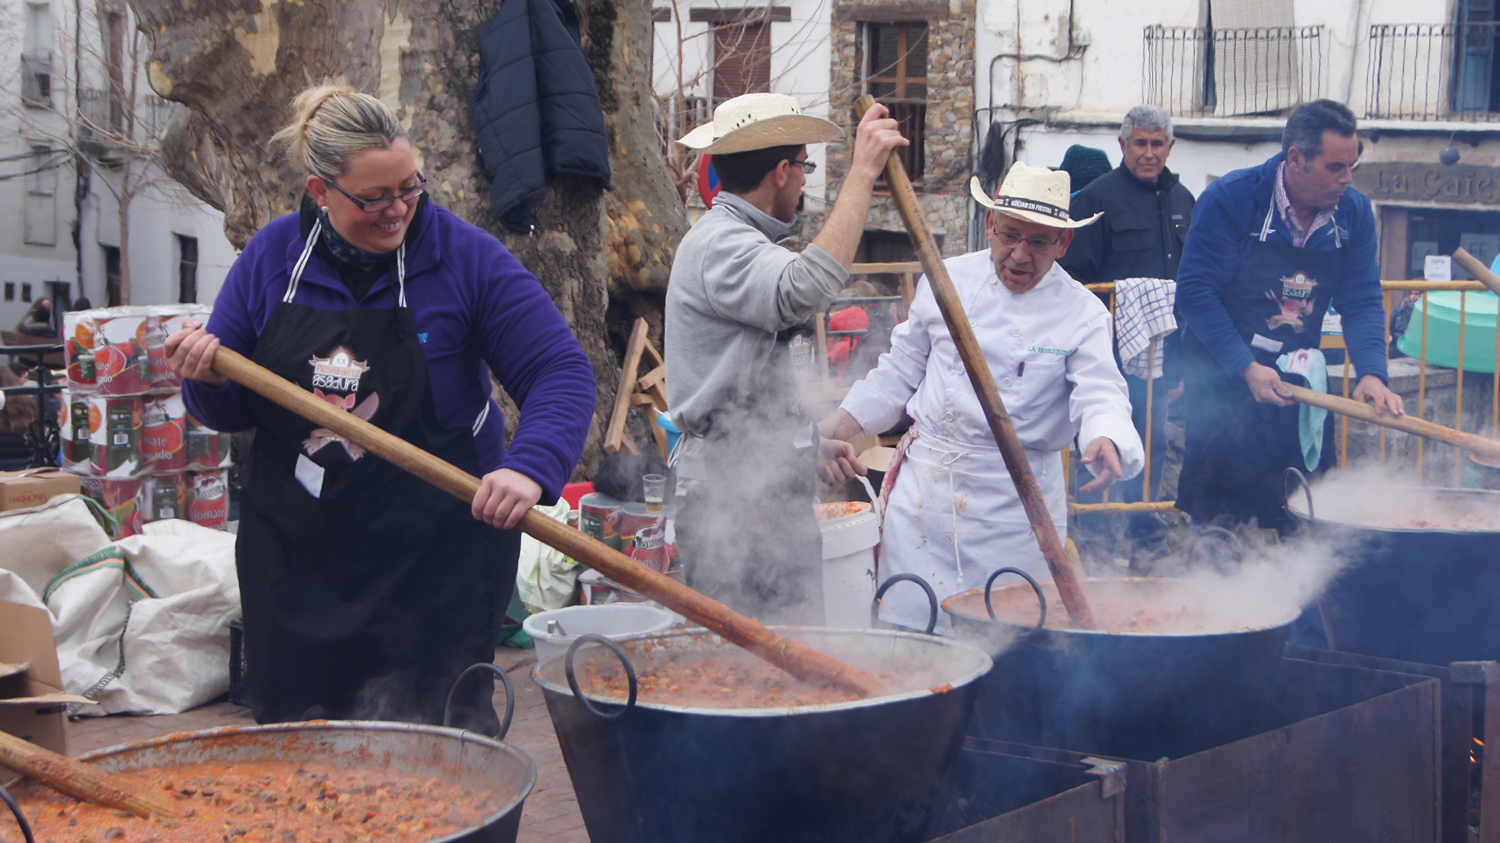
top-left (471, 0), bottom-right (612, 232)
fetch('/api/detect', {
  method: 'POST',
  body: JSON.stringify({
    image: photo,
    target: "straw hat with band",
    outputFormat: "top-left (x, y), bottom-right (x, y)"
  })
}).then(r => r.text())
top-left (969, 162), bottom-right (1103, 229)
top-left (678, 93), bottom-right (844, 155)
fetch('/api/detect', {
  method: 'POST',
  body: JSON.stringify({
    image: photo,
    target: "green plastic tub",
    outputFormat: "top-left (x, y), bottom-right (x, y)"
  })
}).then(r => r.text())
top-left (1397, 290), bottom-right (1499, 374)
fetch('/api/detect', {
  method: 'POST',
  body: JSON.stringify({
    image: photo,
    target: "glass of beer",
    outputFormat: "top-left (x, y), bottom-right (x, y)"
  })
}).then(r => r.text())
top-left (642, 474), bottom-right (667, 515)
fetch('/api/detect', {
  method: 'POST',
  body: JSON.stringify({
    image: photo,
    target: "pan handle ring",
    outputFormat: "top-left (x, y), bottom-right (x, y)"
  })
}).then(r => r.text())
top-left (1283, 467), bottom-right (1314, 522)
top-left (0, 781), bottom-right (36, 843)
top-left (984, 567), bottom-right (1047, 631)
top-left (872, 574), bottom-right (939, 635)
top-left (444, 662), bottom-right (516, 741)
top-left (564, 633), bottom-right (637, 721)
top-left (1187, 526), bottom-right (1245, 568)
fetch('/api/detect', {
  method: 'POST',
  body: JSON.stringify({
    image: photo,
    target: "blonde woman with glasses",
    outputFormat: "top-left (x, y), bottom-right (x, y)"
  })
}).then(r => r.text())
top-left (166, 83), bottom-right (596, 732)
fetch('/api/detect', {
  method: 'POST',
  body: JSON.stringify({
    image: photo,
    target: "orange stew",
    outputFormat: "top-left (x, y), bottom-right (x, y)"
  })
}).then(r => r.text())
top-left (946, 586), bottom-right (1218, 634)
top-left (3, 761), bottom-right (507, 843)
top-left (580, 649), bottom-right (901, 708)
top-left (813, 501), bottom-right (869, 521)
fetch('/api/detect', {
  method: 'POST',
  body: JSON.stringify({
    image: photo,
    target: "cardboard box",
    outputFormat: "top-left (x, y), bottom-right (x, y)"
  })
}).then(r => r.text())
top-left (0, 600), bottom-right (90, 781)
top-left (0, 469), bottom-right (82, 512)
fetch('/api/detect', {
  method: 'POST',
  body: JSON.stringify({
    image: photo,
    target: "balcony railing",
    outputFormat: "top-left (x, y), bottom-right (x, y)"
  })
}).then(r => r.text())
top-left (78, 86), bottom-right (109, 130)
top-left (142, 95), bottom-right (175, 137)
top-left (1143, 25), bottom-right (1325, 118)
top-left (21, 52), bottom-right (51, 107)
top-left (1366, 23), bottom-right (1500, 121)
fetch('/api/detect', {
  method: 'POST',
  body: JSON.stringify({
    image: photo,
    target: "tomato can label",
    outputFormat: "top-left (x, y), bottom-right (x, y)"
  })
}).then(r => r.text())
top-left (188, 470), bottom-right (229, 530)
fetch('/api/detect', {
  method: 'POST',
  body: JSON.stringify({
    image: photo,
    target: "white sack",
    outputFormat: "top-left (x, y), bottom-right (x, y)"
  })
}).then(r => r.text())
top-left (0, 500), bottom-right (240, 715)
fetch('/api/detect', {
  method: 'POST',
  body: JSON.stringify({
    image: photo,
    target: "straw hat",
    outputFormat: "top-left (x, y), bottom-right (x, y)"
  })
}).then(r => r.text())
top-left (677, 93), bottom-right (843, 155)
top-left (969, 162), bottom-right (1103, 229)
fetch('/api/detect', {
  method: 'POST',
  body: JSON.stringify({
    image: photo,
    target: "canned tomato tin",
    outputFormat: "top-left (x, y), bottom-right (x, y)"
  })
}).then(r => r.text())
top-left (76, 352), bottom-right (96, 386)
top-left (90, 397), bottom-right (141, 477)
top-left (65, 397), bottom-right (91, 467)
top-left (579, 491), bottom-right (624, 551)
top-left (140, 395), bottom-right (187, 471)
top-left (188, 470), bottom-right (229, 530)
top-left (148, 474), bottom-right (186, 522)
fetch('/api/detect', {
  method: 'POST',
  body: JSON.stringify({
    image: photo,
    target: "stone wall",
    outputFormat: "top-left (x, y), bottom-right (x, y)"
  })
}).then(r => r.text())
top-left (823, 1), bottom-right (976, 259)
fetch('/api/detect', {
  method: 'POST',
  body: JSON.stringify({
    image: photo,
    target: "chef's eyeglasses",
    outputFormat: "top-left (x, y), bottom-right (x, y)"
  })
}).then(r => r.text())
top-left (327, 173), bottom-right (427, 213)
top-left (785, 158), bottom-right (818, 174)
top-left (991, 228), bottom-right (1062, 252)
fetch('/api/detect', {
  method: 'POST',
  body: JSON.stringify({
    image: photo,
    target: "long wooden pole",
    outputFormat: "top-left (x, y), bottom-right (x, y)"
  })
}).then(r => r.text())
top-left (1453, 248), bottom-right (1500, 298)
top-left (853, 96), bottom-right (1096, 629)
top-left (0, 729), bottom-right (184, 817)
top-left (209, 348), bottom-right (892, 698)
top-left (1282, 382), bottom-right (1500, 462)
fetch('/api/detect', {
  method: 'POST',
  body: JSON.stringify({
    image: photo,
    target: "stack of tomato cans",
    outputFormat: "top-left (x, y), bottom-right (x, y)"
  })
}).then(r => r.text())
top-left (60, 305), bottom-right (234, 538)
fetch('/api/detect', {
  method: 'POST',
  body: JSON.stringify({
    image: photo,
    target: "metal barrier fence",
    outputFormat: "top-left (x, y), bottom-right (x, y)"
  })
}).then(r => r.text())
top-left (812, 271), bottom-right (1500, 513)
top-left (1072, 279), bottom-right (1500, 515)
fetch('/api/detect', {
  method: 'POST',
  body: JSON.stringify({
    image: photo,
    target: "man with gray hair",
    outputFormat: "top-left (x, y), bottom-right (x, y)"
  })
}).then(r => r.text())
top-left (1060, 104), bottom-right (1195, 511)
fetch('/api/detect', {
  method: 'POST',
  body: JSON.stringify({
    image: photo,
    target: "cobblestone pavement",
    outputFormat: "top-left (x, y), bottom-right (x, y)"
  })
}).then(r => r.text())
top-left (66, 647), bottom-right (589, 843)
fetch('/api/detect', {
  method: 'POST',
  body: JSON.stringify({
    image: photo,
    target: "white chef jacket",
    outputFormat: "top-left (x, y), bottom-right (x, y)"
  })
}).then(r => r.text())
top-left (840, 250), bottom-right (1143, 633)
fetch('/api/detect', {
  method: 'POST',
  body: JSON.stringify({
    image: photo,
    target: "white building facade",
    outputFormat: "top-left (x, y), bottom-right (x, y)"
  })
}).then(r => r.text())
top-left (975, 0), bottom-right (1500, 278)
top-left (652, 0), bottom-right (837, 207)
top-left (1, 0), bottom-right (235, 335)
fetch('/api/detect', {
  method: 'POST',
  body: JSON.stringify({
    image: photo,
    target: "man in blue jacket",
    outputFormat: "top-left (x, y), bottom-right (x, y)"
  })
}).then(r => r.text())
top-left (1175, 99), bottom-right (1403, 530)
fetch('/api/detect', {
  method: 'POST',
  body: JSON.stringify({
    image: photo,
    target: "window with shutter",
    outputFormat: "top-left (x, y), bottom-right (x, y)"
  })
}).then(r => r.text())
top-left (865, 22), bottom-right (927, 179)
top-left (713, 22), bottom-right (771, 99)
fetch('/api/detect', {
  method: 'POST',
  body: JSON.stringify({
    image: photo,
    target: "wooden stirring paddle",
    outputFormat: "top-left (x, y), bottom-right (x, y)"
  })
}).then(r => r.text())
top-left (852, 95), bottom-right (1097, 629)
top-left (0, 729), bottom-right (183, 818)
top-left (208, 347), bottom-right (892, 699)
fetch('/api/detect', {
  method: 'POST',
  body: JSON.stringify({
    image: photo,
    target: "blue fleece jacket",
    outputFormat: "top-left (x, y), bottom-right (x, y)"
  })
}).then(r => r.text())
top-left (182, 202), bottom-right (597, 504)
top-left (1176, 152), bottom-right (1388, 383)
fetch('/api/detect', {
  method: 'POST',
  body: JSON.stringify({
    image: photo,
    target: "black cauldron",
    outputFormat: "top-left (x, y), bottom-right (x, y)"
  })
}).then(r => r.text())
top-left (532, 626), bottom-right (991, 843)
top-left (1287, 468), bottom-right (1500, 665)
top-left (944, 573), bottom-right (1297, 761)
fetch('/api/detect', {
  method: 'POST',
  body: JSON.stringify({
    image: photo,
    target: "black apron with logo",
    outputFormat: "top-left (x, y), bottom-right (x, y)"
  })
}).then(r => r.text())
top-left (1177, 204), bottom-right (1343, 529)
top-left (237, 219), bottom-right (510, 732)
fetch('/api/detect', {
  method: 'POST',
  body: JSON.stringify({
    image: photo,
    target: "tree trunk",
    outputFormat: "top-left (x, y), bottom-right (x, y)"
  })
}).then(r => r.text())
top-left (133, 0), bottom-right (686, 475)
top-left (117, 154), bottom-right (132, 305)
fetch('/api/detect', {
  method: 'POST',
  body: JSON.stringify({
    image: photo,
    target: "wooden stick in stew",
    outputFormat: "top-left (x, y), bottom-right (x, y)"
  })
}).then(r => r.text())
top-left (852, 95), bottom-right (1097, 629)
top-left (209, 347), bottom-right (894, 699)
top-left (0, 729), bottom-right (185, 818)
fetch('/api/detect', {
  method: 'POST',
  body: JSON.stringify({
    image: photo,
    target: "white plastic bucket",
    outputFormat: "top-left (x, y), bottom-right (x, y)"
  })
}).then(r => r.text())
top-left (524, 603), bottom-right (677, 664)
top-left (818, 503), bottom-right (880, 629)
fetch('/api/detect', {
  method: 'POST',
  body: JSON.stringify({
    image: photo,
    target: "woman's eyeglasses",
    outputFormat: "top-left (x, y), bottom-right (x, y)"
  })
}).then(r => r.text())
top-left (328, 174), bottom-right (428, 213)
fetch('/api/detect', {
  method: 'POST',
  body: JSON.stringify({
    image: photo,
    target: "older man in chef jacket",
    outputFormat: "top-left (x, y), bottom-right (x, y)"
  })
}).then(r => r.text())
top-left (818, 162), bottom-right (1144, 634)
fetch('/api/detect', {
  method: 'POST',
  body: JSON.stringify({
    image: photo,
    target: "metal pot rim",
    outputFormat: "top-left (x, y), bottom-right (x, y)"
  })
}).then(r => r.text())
top-left (530, 626), bottom-right (992, 717)
top-left (941, 576), bottom-right (1301, 638)
top-left (1288, 486), bottom-right (1500, 536)
top-left (70, 720), bottom-right (537, 843)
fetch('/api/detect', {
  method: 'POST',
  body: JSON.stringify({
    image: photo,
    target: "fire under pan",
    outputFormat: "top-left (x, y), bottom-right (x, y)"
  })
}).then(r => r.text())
top-left (921, 746), bottom-right (1125, 842)
top-left (1288, 644), bottom-right (1500, 843)
top-left (967, 655), bottom-right (1441, 843)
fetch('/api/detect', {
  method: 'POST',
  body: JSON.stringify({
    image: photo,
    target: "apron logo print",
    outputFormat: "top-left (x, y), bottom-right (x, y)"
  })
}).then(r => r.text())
top-left (418, 332), bottom-right (429, 344)
top-left (304, 390), bottom-right (381, 460)
top-left (1265, 273), bottom-right (1318, 333)
top-left (309, 346), bottom-right (371, 394)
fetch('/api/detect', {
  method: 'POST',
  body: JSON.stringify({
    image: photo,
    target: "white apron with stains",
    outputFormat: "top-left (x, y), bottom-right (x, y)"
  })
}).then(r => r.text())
top-left (876, 429), bottom-right (1066, 635)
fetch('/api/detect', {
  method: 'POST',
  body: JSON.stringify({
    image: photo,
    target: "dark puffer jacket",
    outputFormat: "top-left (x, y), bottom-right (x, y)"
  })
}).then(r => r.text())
top-left (470, 0), bottom-right (612, 232)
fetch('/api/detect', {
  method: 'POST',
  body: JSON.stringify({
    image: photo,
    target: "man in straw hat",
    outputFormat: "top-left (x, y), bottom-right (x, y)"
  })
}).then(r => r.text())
top-left (818, 162), bottom-right (1143, 633)
top-left (666, 93), bottom-right (907, 623)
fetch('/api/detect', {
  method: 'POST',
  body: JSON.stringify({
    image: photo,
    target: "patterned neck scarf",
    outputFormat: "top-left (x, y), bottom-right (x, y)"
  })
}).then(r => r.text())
top-left (1273, 162), bottom-right (1337, 249)
top-left (318, 209), bottom-right (397, 271)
